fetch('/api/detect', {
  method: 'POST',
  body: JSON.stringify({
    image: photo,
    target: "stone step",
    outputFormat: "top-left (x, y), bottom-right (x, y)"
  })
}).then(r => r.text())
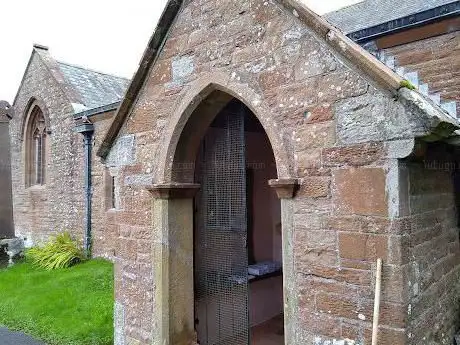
top-left (396, 66), bottom-right (405, 78)
top-left (441, 101), bottom-right (458, 118)
top-left (373, 48), bottom-right (459, 119)
top-left (429, 93), bottom-right (441, 105)
top-left (404, 71), bottom-right (419, 88)
top-left (386, 56), bottom-right (395, 69)
top-left (418, 83), bottom-right (429, 96)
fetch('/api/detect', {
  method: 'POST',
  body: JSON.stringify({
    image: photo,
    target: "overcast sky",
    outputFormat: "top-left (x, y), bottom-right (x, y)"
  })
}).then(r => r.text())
top-left (0, 0), bottom-right (362, 103)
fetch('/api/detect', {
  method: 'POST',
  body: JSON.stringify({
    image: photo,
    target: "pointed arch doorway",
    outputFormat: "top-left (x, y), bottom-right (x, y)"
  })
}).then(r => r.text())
top-left (149, 86), bottom-right (297, 345)
top-left (193, 98), bottom-right (283, 345)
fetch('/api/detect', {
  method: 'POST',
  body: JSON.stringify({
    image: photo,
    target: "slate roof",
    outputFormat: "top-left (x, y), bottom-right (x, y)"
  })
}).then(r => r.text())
top-left (324, 0), bottom-right (457, 34)
top-left (57, 62), bottom-right (130, 109)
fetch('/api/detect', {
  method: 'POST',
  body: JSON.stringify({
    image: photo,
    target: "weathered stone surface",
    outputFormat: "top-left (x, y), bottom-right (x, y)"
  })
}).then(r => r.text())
top-left (295, 229), bottom-right (337, 266)
top-left (317, 70), bottom-right (368, 103)
top-left (10, 49), bottom-right (85, 246)
top-left (298, 176), bottom-right (331, 198)
top-left (0, 238), bottom-right (24, 266)
top-left (338, 232), bottom-right (388, 262)
top-left (402, 152), bottom-right (460, 345)
top-left (333, 168), bottom-right (388, 216)
top-left (106, 135), bottom-right (136, 168)
top-left (304, 103), bottom-right (334, 124)
top-left (335, 89), bottom-right (415, 145)
top-left (295, 121), bottom-right (336, 151)
top-left (323, 142), bottom-right (385, 167)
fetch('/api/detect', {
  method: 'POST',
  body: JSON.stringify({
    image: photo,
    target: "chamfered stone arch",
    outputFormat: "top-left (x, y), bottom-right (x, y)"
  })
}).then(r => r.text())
top-left (154, 72), bottom-right (295, 184)
top-left (148, 71), bottom-right (298, 345)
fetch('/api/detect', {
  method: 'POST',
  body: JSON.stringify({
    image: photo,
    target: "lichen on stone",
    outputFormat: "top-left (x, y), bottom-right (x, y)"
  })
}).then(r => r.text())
top-left (399, 79), bottom-right (416, 90)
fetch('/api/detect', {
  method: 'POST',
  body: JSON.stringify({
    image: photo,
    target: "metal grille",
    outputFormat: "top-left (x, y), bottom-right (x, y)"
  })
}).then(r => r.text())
top-left (195, 104), bottom-right (248, 345)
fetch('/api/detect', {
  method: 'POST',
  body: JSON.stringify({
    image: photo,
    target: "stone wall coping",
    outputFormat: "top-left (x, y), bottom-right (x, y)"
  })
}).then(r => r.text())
top-left (268, 178), bottom-right (300, 199)
top-left (97, 0), bottom-right (183, 159)
top-left (146, 182), bottom-right (200, 199)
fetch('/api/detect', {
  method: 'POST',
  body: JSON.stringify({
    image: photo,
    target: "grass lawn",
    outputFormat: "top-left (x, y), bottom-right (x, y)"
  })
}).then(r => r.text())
top-left (0, 259), bottom-right (113, 345)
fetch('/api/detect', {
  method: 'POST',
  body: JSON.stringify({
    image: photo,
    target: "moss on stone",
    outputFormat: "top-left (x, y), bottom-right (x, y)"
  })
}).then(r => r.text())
top-left (399, 79), bottom-right (416, 90)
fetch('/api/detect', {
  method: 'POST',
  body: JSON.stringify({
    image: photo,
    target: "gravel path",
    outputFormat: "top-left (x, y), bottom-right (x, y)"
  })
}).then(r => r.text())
top-left (0, 327), bottom-right (45, 345)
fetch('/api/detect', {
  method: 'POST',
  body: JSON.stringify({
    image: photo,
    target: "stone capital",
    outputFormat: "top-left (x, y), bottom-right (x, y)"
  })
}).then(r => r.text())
top-left (268, 178), bottom-right (300, 199)
top-left (146, 183), bottom-right (200, 199)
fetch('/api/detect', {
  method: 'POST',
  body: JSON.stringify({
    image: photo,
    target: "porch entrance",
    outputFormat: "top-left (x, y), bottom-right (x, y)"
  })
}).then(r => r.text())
top-left (193, 98), bottom-right (283, 345)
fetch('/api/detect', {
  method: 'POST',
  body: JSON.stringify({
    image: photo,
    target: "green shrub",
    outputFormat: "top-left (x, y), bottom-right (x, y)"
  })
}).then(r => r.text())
top-left (26, 232), bottom-right (86, 270)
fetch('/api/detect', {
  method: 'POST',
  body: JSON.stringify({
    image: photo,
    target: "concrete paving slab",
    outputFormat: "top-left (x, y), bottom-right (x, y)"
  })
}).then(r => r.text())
top-left (0, 327), bottom-right (45, 345)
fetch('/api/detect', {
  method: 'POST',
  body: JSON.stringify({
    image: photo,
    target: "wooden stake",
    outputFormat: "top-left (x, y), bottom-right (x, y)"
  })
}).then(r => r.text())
top-left (372, 258), bottom-right (383, 345)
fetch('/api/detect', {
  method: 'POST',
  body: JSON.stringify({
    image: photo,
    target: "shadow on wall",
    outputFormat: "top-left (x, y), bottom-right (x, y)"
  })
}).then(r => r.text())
top-left (454, 168), bottom-right (460, 232)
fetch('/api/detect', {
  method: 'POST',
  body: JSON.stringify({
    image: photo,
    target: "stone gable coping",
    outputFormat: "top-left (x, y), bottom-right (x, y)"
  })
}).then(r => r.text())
top-left (97, 0), bottom-right (183, 159)
top-left (13, 46), bottom-right (81, 108)
top-left (97, 0), bottom-right (460, 159)
top-left (32, 47), bottom-right (83, 106)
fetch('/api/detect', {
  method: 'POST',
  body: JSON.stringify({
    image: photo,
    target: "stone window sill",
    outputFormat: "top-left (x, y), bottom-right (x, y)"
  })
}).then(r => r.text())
top-left (27, 184), bottom-right (46, 191)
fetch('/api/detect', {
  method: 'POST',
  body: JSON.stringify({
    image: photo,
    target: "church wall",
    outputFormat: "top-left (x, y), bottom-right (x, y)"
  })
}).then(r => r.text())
top-left (11, 51), bottom-right (85, 246)
top-left (402, 145), bottom-right (460, 345)
top-left (11, 48), bottom-right (120, 262)
top-left (103, 1), bottom-right (460, 344)
top-left (90, 109), bottom-right (122, 259)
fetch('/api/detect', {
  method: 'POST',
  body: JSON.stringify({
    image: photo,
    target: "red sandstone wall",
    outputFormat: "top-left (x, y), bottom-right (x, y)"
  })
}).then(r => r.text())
top-left (10, 49), bottom-right (117, 260)
top-left (90, 110), bottom-right (119, 259)
top-left (11, 51), bottom-right (85, 245)
top-left (403, 147), bottom-right (460, 345)
top-left (104, 1), bottom-right (459, 344)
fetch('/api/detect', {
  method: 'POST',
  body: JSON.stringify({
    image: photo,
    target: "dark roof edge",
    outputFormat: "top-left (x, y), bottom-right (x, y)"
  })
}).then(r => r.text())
top-left (73, 101), bottom-right (121, 120)
top-left (348, 1), bottom-right (460, 42)
top-left (97, 0), bottom-right (184, 159)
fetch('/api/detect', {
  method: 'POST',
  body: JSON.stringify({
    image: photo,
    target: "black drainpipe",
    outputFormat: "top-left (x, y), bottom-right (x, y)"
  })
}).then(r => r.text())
top-left (75, 119), bottom-right (94, 258)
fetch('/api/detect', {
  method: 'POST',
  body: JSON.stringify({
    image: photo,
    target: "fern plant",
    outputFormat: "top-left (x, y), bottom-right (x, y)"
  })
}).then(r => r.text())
top-left (26, 232), bottom-right (86, 270)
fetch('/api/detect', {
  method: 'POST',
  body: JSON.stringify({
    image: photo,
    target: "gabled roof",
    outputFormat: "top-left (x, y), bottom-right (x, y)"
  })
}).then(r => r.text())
top-left (13, 45), bottom-right (129, 113)
top-left (58, 62), bottom-right (129, 109)
top-left (324, 0), bottom-right (458, 34)
top-left (97, 0), bottom-right (460, 159)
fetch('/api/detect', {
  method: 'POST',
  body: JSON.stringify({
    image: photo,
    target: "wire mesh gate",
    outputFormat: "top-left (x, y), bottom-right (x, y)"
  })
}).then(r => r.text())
top-left (194, 104), bottom-right (249, 345)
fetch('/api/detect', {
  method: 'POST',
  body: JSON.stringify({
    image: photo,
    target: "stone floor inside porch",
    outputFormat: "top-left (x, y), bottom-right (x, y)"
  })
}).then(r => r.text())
top-left (251, 314), bottom-right (284, 345)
